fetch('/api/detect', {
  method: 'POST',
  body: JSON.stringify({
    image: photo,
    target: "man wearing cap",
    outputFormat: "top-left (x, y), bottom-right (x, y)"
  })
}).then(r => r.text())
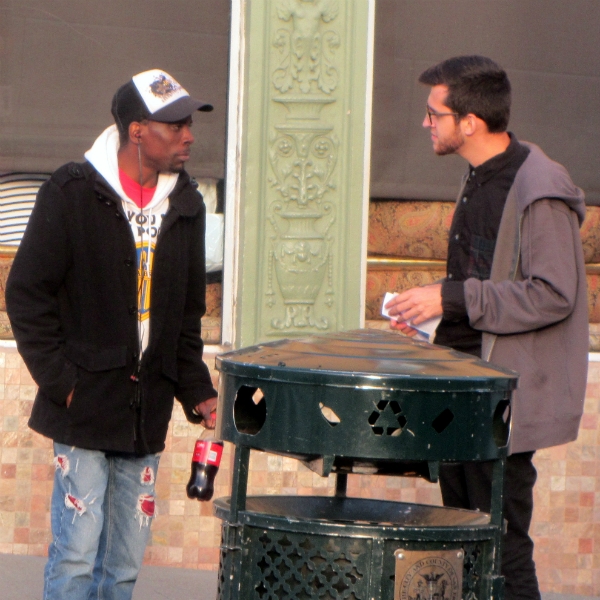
top-left (6, 69), bottom-right (218, 599)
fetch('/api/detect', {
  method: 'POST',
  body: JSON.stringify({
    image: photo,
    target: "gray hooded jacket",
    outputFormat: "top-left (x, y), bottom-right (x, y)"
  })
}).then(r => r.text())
top-left (463, 142), bottom-right (588, 454)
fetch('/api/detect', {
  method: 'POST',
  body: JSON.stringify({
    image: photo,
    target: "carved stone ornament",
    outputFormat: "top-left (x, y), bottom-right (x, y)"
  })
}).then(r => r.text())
top-left (267, 0), bottom-right (341, 333)
top-left (273, 0), bottom-right (340, 95)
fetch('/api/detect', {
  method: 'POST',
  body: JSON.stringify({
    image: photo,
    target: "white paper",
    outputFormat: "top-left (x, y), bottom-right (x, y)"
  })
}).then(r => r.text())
top-left (381, 292), bottom-right (441, 342)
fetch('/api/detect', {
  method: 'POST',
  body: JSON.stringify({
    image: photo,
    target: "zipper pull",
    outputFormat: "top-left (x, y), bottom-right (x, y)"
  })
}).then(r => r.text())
top-left (130, 360), bottom-right (141, 407)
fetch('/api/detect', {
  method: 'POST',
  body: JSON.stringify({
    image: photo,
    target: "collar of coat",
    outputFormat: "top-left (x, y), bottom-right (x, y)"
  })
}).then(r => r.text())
top-left (80, 160), bottom-right (203, 218)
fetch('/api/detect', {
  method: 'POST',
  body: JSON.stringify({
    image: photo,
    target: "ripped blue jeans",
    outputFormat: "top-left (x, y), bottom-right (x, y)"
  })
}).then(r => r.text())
top-left (44, 443), bottom-right (160, 600)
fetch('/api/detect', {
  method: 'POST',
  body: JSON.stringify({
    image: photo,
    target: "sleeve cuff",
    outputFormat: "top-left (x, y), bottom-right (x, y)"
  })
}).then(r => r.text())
top-left (179, 385), bottom-right (218, 423)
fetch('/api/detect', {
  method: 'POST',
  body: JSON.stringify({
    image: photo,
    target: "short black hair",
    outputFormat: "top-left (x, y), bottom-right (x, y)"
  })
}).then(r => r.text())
top-left (419, 55), bottom-right (511, 133)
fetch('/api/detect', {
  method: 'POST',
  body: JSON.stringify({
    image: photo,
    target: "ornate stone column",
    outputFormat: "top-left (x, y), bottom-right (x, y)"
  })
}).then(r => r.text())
top-left (223, 0), bottom-right (375, 348)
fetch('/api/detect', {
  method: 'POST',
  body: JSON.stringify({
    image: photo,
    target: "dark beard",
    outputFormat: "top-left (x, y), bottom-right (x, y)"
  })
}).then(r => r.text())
top-left (435, 129), bottom-right (464, 156)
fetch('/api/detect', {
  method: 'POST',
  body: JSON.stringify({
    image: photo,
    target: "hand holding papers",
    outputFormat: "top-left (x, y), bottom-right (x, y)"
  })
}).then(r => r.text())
top-left (382, 291), bottom-right (442, 342)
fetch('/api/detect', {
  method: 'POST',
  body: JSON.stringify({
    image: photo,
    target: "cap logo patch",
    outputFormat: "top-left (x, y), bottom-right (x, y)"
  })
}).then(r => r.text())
top-left (149, 74), bottom-right (182, 103)
top-left (131, 69), bottom-right (189, 115)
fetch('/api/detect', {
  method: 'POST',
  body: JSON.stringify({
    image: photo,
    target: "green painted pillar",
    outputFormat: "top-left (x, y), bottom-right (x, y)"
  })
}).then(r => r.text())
top-left (223, 0), bottom-right (375, 348)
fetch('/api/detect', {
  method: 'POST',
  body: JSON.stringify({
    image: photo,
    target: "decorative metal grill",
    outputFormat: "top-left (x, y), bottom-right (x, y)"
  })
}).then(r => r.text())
top-left (462, 543), bottom-right (484, 599)
top-left (249, 530), bottom-right (371, 599)
top-left (217, 529), bottom-right (227, 600)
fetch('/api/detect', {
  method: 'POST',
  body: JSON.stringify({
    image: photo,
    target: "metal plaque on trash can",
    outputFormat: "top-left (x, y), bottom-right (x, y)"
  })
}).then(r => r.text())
top-left (394, 548), bottom-right (463, 600)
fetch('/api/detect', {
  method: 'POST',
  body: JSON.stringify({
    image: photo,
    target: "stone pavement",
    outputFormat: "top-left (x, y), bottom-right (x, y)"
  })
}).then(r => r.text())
top-left (0, 552), bottom-right (596, 600)
top-left (0, 553), bottom-right (218, 600)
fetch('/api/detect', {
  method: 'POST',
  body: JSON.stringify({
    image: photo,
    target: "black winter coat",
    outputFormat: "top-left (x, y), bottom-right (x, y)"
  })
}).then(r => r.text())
top-left (6, 161), bottom-right (217, 454)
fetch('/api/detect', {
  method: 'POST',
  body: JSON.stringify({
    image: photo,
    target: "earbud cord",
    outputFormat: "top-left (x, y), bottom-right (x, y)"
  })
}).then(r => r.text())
top-left (138, 142), bottom-right (145, 351)
top-left (131, 142), bottom-right (144, 390)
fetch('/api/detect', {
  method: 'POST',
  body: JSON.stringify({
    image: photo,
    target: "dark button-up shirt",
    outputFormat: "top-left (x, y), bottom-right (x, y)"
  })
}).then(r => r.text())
top-left (435, 134), bottom-right (530, 356)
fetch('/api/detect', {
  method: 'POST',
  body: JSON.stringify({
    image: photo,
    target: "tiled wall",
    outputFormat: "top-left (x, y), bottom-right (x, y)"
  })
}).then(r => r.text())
top-left (0, 347), bottom-right (598, 596)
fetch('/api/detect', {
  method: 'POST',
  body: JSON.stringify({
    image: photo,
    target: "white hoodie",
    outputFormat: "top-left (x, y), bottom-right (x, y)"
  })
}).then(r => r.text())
top-left (85, 125), bottom-right (178, 352)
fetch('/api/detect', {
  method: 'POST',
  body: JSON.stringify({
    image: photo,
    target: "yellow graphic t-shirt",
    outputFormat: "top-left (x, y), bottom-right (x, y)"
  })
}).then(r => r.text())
top-left (127, 206), bottom-right (168, 352)
top-left (119, 170), bottom-right (170, 353)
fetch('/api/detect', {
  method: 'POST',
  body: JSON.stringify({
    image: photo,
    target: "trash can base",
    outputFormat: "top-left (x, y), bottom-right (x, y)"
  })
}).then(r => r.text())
top-left (215, 495), bottom-right (501, 600)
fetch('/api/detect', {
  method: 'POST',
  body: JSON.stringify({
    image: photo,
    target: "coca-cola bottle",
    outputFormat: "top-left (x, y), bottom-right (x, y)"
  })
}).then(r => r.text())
top-left (186, 434), bottom-right (224, 501)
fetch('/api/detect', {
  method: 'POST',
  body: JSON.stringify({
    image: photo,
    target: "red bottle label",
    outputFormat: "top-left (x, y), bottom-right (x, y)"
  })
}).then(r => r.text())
top-left (192, 439), bottom-right (223, 467)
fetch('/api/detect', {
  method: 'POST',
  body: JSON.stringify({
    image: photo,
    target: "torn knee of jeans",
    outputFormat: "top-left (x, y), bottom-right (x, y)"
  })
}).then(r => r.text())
top-left (54, 455), bottom-right (70, 477)
top-left (65, 493), bottom-right (87, 516)
top-left (141, 466), bottom-right (155, 485)
top-left (136, 494), bottom-right (157, 528)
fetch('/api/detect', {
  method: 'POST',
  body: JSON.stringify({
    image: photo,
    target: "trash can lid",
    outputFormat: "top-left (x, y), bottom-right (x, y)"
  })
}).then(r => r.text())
top-left (217, 329), bottom-right (517, 392)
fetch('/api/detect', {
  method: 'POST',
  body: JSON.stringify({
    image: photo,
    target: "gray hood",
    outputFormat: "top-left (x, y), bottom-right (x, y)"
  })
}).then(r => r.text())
top-left (515, 142), bottom-right (586, 225)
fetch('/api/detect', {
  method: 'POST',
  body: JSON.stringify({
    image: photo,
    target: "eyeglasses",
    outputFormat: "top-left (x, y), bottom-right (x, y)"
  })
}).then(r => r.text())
top-left (425, 106), bottom-right (460, 125)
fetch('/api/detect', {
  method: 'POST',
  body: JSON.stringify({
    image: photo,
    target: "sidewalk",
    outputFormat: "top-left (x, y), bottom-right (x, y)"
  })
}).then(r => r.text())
top-left (0, 554), bottom-right (218, 600)
top-left (0, 552), bottom-right (595, 600)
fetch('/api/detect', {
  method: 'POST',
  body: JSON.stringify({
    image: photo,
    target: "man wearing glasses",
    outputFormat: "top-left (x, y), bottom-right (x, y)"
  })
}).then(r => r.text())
top-left (385, 56), bottom-right (588, 600)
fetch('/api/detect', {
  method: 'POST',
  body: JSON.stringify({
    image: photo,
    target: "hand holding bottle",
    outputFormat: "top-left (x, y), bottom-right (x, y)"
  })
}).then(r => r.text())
top-left (186, 428), bottom-right (223, 501)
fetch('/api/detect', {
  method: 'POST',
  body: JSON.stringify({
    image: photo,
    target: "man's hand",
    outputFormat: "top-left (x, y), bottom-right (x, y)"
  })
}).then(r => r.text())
top-left (389, 320), bottom-right (419, 336)
top-left (385, 284), bottom-right (443, 330)
top-left (194, 396), bottom-right (218, 429)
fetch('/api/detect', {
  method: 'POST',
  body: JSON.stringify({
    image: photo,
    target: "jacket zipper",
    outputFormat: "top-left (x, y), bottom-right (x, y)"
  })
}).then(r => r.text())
top-left (111, 187), bottom-right (143, 446)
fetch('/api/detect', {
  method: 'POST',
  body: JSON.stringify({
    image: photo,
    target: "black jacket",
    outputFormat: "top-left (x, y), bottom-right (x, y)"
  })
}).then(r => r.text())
top-left (6, 161), bottom-right (217, 454)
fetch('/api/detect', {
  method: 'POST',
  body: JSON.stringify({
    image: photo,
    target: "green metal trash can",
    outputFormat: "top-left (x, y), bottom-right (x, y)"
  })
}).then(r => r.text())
top-left (214, 329), bottom-right (517, 600)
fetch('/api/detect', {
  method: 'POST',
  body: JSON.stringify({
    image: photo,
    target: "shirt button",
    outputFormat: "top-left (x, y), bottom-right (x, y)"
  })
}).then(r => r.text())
top-left (124, 258), bottom-right (134, 267)
top-left (129, 306), bottom-right (137, 315)
top-left (454, 234), bottom-right (460, 240)
top-left (448, 273), bottom-right (454, 280)
top-left (462, 196), bottom-right (467, 204)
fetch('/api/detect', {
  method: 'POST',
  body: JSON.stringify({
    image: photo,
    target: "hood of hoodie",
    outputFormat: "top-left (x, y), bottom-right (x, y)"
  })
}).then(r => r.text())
top-left (515, 141), bottom-right (586, 225)
top-left (84, 125), bottom-right (178, 210)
